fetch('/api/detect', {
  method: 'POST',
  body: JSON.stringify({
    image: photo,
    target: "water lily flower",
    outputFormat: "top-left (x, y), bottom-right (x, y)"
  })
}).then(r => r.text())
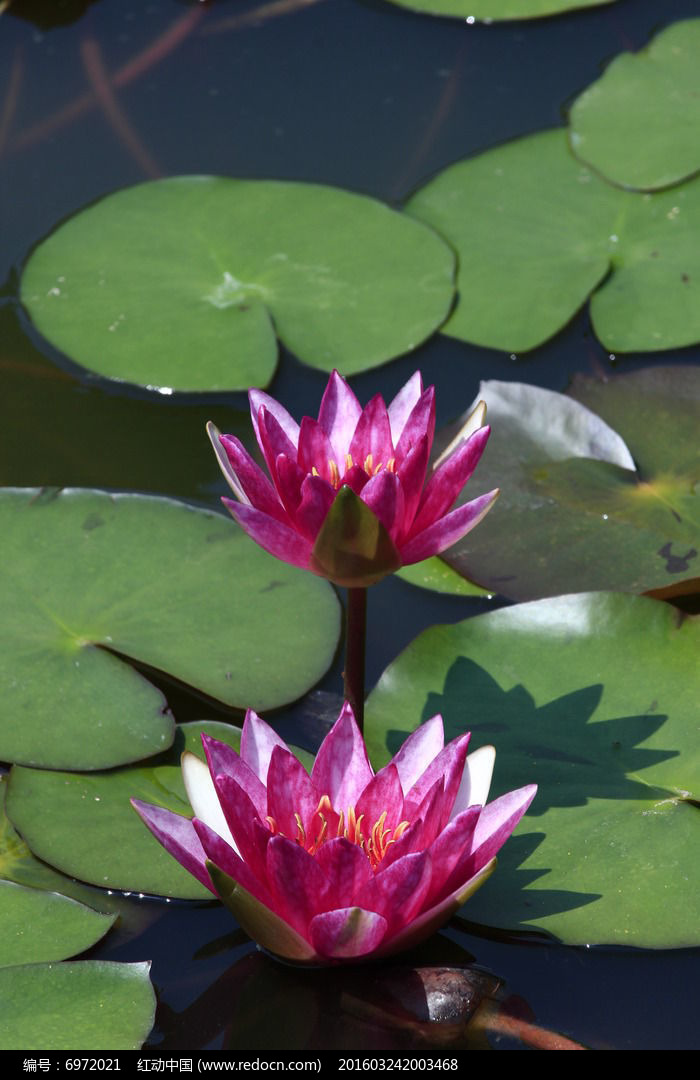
top-left (207, 371), bottom-right (498, 587)
top-left (132, 704), bottom-right (536, 964)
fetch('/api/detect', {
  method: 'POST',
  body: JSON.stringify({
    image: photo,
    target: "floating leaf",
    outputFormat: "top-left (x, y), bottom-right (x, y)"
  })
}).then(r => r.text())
top-left (439, 371), bottom-right (699, 601)
top-left (0, 882), bottom-right (115, 969)
top-left (6, 721), bottom-right (305, 900)
top-left (380, 0), bottom-right (615, 22)
top-left (570, 20), bottom-right (700, 191)
top-left (395, 557), bottom-right (490, 597)
top-left (0, 489), bottom-right (340, 770)
top-left (21, 177), bottom-right (454, 392)
top-left (365, 592), bottom-right (700, 946)
top-left (0, 961), bottom-right (155, 1051)
top-left (407, 128), bottom-right (700, 353)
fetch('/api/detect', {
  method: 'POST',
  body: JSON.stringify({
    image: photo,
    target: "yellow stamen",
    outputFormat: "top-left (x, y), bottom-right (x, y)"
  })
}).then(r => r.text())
top-left (311, 466), bottom-right (319, 477)
top-left (329, 460), bottom-right (340, 488)
top-left (265, 815), bottom-right (278, 835)
top-left (294, 813), bottom-right (306, 846)
top-left (363, 453), bottom-right (373, 474)
top-left (345, 453), bottom-right (354, 472)
top-left (387, 458), bottom-right (396, 473)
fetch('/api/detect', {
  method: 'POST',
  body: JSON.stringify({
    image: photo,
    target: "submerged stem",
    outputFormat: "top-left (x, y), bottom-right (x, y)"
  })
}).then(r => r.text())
top-left (343, 586), bottom-right (367, 733)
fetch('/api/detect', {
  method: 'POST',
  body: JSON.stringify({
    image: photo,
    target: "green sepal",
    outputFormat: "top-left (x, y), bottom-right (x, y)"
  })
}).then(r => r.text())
top-left (310, 486), bottom-right (401, 587)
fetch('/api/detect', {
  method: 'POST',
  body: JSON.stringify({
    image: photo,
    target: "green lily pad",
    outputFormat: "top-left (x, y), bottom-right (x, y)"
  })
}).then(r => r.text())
top-left (406, 128), bottom-right (700, 353)
top-left (395, 557), bottom-right (491, 597)
top-left (6, 721), bottom-right (307, 900)
top-left (570, 20), bottom-right (700, 191)
top-left (365, 592), bottom-right (700, 946)
top-left (0, 961), bottom-right (155, 1050)
top-left (0, 881), bottom-right (115, 968)
top-left (439, 371), bottom-right (699, 601)
top-left (381, 0), bottom-right (614, 21)
top-left (0, 488), bottom-right (340, 770)
top-left (21, 177), bottom-right (454, 392)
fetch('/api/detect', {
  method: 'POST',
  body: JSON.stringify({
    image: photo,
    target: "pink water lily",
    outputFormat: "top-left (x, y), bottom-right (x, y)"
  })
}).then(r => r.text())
top-left (207, 371), bottom-right (498, 587)
top-left (132, 704), bottom-right (536, 964)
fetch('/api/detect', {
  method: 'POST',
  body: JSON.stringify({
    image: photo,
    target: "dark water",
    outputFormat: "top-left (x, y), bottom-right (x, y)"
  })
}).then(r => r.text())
top-left (1, 0), bottom-right (699, 1051)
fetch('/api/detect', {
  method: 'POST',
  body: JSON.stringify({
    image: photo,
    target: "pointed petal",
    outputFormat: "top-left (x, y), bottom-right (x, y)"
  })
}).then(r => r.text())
top-left (394, 385), bottom-right (435, 466)
top-left (374, 858), bottom-right (496, 959)
top-left (274, 454), bottom-right (305, 518)
top-left (389, 715), bottom-right (444, 795)
top-left (380, 777), bottom-right (445, 870)
top-left (206, 422), bottom-right (247, 502)
top-left (356, 850), bottom-right (432, 934)
top-left (360, 470), bottom-right (405, 543)
top-left (341, 464), bottom-right (370, 496)
top-left (294, 474), bottom-right (335, 541)
top-left (400, 489), bottom-right (499, 565)
top-left (249, 389), bottom-right (299, 454)
top-left (309, 907), bottom-right (387, 960)
top-left (222, 498), bottom-right (312, 570)
top-left (131, 800), bottom-right (213, 893)
top-left (423, 805), bottom-right (481, 906)
top-left (181, 752), bottom-right (236, 850)
top-left (311, 702), bottom-right (374, 811)
top-left (256, 404), bottom-right (298, 481)
top-left (348, 393), bottom-right (394, 468)
top-left (395, 434), bottom-right (430, 539)
top-left (433, 400), bottom-right (487, 469)
top-left (216, 433), bottom-right (289, 525)
top-left (266, 745), bottom-right (319, 840)
top-left (194, 818), bottom-right (273, 908)
top-left (202, 734), bottom-right (268, 820)
top-left (355, 764), bottom-right (405, 834)
top-left (207, 859), bottom-right (317, 963)
top-left (314, 837), bottom-right (372, 902)
top-left (240, 708), bottom-right (289, 785)
top-left (450, 745), bottom-right (496, 821)
top-left (412, 426), bottom-right (491, 535)
top-left (212, 776), bottom-right (271, 880)
top-left (297, 416), bottom-right (336, 483)
top-left (387, 372), bottom-right (423, 446)
top-left (266, 835), bottom-right (327, 934)
top-left (317, 371), bottom-right (363, 465)
top-left (403, 733), bottom-right (471, 828)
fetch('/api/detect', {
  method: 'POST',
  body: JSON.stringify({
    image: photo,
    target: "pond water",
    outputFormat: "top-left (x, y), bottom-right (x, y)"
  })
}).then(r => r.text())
top-left (1, 0), bottom-right (699, 1052)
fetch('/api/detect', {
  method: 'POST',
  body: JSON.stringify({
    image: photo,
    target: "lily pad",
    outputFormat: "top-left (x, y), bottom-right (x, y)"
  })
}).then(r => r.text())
top-left (7, 721), bottom-right (303, 899)
top-left (365, 592), bottom-right (700, 946)
top-left (0, 881), bottom-right (115, 968)
top-left (395, 557), bottom-right (491, 597)
top-left (438, 372), bottom-right (699, 601)
top-left (381, 0), bottom-right (615, 21)
top-left (406, 128), bottom-right (700, 353)
top-left (21, 177), bottom-right (454, 392)
top-left (0, 961), bottom-right (156, 1050)
top-left (569, 20), bottom-right (700, 191)
top-left (0, 488), bottom-right (340, 770)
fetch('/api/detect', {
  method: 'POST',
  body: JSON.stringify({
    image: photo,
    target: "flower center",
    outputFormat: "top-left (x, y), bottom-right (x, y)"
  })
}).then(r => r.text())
top-left (312, 455), bottom-right (396, 490)
top-left (265, 794), bottom-right (410, 872)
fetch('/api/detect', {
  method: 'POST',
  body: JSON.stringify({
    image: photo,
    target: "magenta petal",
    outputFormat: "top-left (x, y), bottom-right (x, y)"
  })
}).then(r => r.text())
top-left (274, 454), bottom-right (306, 518)
top-left (240, 709), bottom-right (289, 785)
top-left (400, 489), bottom-right (499, 564)
top-left (310, 907), bottom-right (387, 959)
top-left (311, 702), bottom-right (374, 810)
top-left (395, 435), bottom-right (430, 538)
top-left (380, 778), bottom-right (445, 870)
top-left (202, 735), bottom-right (267, 819)
top-left (348, 394), bottom-right (394, 468)
top-left (412, 426), bottom-right (491, 535)
top-left (389, 715), bottom-right (444, 794)
top-left (249, 389), bottom-right (299, 454)
top-left (256, 405), bottom-right (299, 481)
top-left (221, 499), bottom-right (312, 570)
top-left (360, 470), bottom-right (404, 542)
top-left (355, 764), bottom-right (405, 834)
top-left (212, 776), bottom-right (271, 880)
top-left (266, 746), bottom-right (320, 840)
top-left (314, 837), bottom-right (372, 903)
top-left (217, 434), bottom-right (289, 525)
top-left (131, 801), bottom-right (213, 894)
top-left (356, 851), bottom-right (432, 933)
top-left (403, 733), bottom-right (471, 827)
top-left (294, 474), bottom-right (335, 541)
top-left (266, 835), bottom-right (327, 934)
top-left (193, 818), bottom-right (275, 910)
top-left (394, 386), bottom-right (435, 466)
top-left (317, 370), bottom-right (363, 465)
top-left (340, 464), bottom-right (370, 496)
top-left (297, 416), bottom-right (336, 483)
top-left (387, 372), bottom-right (423, 446)
top-left (423, 805), bottom-right (481, 906)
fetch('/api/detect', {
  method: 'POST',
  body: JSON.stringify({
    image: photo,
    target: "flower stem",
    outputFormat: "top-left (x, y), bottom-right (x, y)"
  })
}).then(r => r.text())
top-left (344, 586), bottom-right (367, 732)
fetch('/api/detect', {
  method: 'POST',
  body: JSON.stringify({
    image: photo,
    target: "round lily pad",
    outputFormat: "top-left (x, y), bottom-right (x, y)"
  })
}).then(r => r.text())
top-left (438, 371), bottom-right (699, 601)
top-left (0, 961), bottom-right (155, 1051)
top-left (7, 721), bottom-right (307, 900)
top-left (0, 488), bottom-right (340, 770)
top-left (21, 177), bottom-right (455, 392)
top-left (365, 592), bottom-right (700, 947)
top-left (407, 128), bottom-right (700, 353)
top-left (381, 0), bottom-right (614, 21)
top-left (570, 20), bottom-right (700, 191)
top-left (0, 881), bottom-right (115, 968)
